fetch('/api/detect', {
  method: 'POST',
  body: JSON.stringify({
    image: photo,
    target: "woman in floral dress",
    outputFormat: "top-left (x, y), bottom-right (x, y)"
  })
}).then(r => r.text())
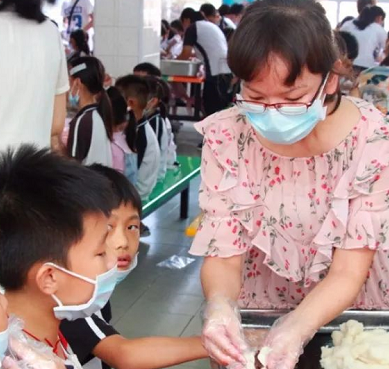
top-left (191, 1), bottom-right (389, 369)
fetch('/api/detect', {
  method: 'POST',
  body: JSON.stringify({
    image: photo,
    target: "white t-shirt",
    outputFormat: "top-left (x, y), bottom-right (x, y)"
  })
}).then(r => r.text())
top-left (62, 0), bottom-right (94, 33)
top-left (184, 20), bottom-right (231, 77)
top-left (0, 12), bottom-right (69, 151)
top-left (340, 20), bottom-right (387, 69)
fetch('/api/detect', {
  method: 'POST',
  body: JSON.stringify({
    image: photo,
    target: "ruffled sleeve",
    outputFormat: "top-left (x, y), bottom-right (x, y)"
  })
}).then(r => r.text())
top-left (190, 109), bottom-right (253, 258)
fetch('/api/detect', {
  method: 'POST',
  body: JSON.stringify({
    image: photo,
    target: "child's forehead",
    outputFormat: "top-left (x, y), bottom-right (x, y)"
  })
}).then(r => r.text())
top-left (111, 202), bottom-right (140, 218)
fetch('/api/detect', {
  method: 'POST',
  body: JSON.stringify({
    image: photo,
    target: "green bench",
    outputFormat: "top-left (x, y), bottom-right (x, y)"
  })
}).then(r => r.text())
top-left (141, 156), bottom-right (201, 219)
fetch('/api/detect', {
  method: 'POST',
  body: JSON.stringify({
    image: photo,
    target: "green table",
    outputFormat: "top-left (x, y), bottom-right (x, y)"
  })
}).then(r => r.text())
top-left (142, 156), bottom-right (201, 219)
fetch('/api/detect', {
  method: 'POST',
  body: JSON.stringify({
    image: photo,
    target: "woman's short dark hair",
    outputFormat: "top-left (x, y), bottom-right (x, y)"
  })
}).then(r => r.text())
top-left (69, 56), bottom-right (114, 140)
top-left (354, 5), bottom-right (385, 30)
top-left (228, 0), bottom-right (338, 84)
top-left (180, 7), bottom-right (204, 23)
top-left (0, 0), bottom-right (46, 23)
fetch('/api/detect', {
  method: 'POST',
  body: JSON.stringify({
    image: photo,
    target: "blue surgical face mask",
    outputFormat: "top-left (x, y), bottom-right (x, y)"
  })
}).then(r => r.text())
top-left (69, 89), bottom-right (80, 108)
top-left (116, 253), bottom-right (138, 284)
top-left (46, 263), bottom-right (118, 321)
top-left (238, 75), bottom-right (329, 145)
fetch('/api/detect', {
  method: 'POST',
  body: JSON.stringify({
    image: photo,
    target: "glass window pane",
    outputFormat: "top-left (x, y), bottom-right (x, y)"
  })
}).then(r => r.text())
top-left (339, 2), bottom-right (358, 27)
top-left (320, 1), bottom-right (339, 29)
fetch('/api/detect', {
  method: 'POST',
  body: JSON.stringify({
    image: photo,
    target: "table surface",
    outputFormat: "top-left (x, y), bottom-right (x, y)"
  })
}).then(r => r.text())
top-left (142, 156), bottom-right (201, 213)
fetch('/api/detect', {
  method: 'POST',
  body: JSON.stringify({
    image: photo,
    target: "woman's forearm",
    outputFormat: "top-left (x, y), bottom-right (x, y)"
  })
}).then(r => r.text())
top-left (291, 248), bottom-right (375, 336)
top-left (201, 255), bottom-right (244, 301)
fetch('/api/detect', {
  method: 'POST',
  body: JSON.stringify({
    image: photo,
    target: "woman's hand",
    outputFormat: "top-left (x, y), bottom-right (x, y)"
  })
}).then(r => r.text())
top-left (202, 296), bottom-right (248, 368)
top-left (259, 313), bottom-right (316, 369)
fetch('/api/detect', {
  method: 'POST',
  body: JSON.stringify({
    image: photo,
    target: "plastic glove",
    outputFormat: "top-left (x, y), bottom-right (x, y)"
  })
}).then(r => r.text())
top-left (202, 296), bottom-right (248, 368)
top-left (258, 312), bottom-right (316, 369)
top-left (2, 317), bottom-right (65, 369)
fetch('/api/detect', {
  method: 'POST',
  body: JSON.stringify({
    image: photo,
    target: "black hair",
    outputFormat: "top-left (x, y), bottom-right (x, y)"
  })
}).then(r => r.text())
top-left (144, 76), bottom-right (170, 119)
top-left (228, 0), bottom-right (338, 85)
top-left (337, 31), bottom-right (359, 61)
top-left (0, 145), bottom-right (115, 291)
top-left (354, 6), bottom-right (385, 30)
top-left (180, 7), bottom-right (204, 23)
top-left (70, 29), bottom-right (90, 56)
top-left (200, 3), bottom-right (217, 18)
top-left (115, 74), bottom-right (150, 110)
top-left (106, 86), bottom-right (137, 153)
top-left (339, 16), bottom-right (354, 28)
top-left (0, 0), bottom-right (45, 23)
top-left (170, 19), bottom-right (184, 33)
top-left (88, 165), bottom-right (142, 217)
top-left (381, 56), bottom-right (389, 66)
top-left (161, 23), bottom-right (168, 38)
top-left (133, 62), bottom-right (162, 77)
top-left (219, 4), bottom-right (231, 16)
top-left (230, 3), bottom-right (244, 15)
top-left (357, 0), bottom-right (375, 14)
top-left (69, 56), bottom-right (114, 140)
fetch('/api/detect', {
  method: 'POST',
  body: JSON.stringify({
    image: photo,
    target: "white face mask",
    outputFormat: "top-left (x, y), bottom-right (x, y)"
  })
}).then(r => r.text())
top-left (115, 253), bottom-right (138, 284)
top-left (46, 263), bottom-right (118, 321)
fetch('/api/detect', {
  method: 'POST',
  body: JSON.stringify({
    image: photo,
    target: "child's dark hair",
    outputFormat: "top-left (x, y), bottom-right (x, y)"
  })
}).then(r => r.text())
top-left (357, 0), bottom-right (375, 13)
top-left (88, 165), bottom-right (142, 217)
top-left (0, 0), bottom-right (47, 23)
top-left (200, 3), bottom-right (217, 18)
top-left (228, 0), bottom-right (338, 85)
top-left (115, 74), bottom-right (150, 110)
top-left (144, 76), bottom-right (170, 119)
top-left (219, 4), bottom-right (231, 16)
top-left (170, 19), bottom-right (184, 33)
top-left (69, 56), bottom-right (114, 140)
top-left (336, 31), bottom-right (359, 61)
top-left (230, 3), bottom-right (244, 16)
top-left (133, 63), bottom-right (162, 77)
top-left (180, 7), bottom-right (204, 23)
top-left (70, 29), bottom-right (91, 56)
top-left (107, 86), bottom-right (137, 153)
top-left (354, 5), bottom-right (385, 30)
top-left (0, 145), bottom-right (115, 291)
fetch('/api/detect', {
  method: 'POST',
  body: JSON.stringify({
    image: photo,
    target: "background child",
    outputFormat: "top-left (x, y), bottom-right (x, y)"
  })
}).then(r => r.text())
top-left (60, 165), bottom-right (208, 369)
top-left (0, 145), bottom-right (117, 368)
top-left (68, 29), bottom-right (91, 64)
top-left (67, 56), bottom-right (114, 167)
top-left (133, 64), bottom-right (178, 169)
top-left (107, 86), bottom-right (138, 184)
top-left (115, 75), bottom-right (160, 202)
top-left (144, 76), bottom-right (169, 182)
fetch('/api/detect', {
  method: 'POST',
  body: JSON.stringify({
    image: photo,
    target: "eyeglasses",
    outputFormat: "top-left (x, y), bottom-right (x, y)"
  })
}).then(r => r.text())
top-left (236, 75), bottom-right (328, 116)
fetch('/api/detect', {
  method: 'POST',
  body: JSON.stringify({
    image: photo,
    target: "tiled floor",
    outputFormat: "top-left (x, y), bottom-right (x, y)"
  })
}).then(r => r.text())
top-left (111, 121), bottom-right (210, 369)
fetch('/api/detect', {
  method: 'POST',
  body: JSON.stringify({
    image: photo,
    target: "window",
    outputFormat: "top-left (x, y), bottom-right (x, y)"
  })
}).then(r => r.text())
top-left (320, 0), bottom-right (389, 30)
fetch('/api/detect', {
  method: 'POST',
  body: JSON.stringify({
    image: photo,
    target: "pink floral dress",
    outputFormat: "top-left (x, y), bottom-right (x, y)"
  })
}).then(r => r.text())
top-left (190, 97), bottom-right (389, 310)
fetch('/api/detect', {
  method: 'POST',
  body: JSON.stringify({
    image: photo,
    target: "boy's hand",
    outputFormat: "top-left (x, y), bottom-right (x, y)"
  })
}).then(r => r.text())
top-left (0, 294), bottom-right (8, 332)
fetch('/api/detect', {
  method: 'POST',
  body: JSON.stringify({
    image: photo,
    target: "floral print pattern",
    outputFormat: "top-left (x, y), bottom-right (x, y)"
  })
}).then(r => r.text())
top-left (190, 97), bottom-right (389, 310)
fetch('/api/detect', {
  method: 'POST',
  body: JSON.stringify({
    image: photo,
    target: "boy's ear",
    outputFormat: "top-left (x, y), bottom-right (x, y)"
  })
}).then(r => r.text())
top-left (35, 264), bottom-right (60, 296)
top-left (127, 98), bottom-right (136, 110)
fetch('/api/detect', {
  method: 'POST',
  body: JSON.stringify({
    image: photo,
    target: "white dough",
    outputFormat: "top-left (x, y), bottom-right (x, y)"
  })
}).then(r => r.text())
top-left (257, 346), bottom-right (272, 368)
top-left (243, 350), bottom-right (256, 369)
top-left (320, 320), bottom-right (389, 369)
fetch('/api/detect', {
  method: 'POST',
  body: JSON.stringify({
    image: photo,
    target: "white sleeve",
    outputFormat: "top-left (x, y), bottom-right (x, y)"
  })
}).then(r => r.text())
top-left (55, 29), bottom-right (70, 95)
top-left (136, 128), bottom-right (161, 200)
top-left (86, 0), bottom-right (94, 15)
top-left (378, 27), bottom-right (387, 50)
top-left (61, 1), bottom-right (68, 17)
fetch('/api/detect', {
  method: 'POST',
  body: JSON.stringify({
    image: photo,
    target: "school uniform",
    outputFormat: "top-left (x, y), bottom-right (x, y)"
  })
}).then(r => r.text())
top-left (147, 111), bottom-right (168, 181)
top-left (136, 118), bottom-right (161, 200)
top-left (67, 104), bottom-right (113, 167)
top-left (60, 303), bottom-right (117, 369)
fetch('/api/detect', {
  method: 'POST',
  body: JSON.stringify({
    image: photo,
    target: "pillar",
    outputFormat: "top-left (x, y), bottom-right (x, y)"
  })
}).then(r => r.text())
top-left (94, 0), bottom-right (161, 78)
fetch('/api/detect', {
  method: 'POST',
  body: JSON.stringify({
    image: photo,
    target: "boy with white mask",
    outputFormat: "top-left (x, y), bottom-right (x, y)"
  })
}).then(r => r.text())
top-left (0, 145), bottom-right (117, 368)
top-left (61, 166), bottom-right (208, 369)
